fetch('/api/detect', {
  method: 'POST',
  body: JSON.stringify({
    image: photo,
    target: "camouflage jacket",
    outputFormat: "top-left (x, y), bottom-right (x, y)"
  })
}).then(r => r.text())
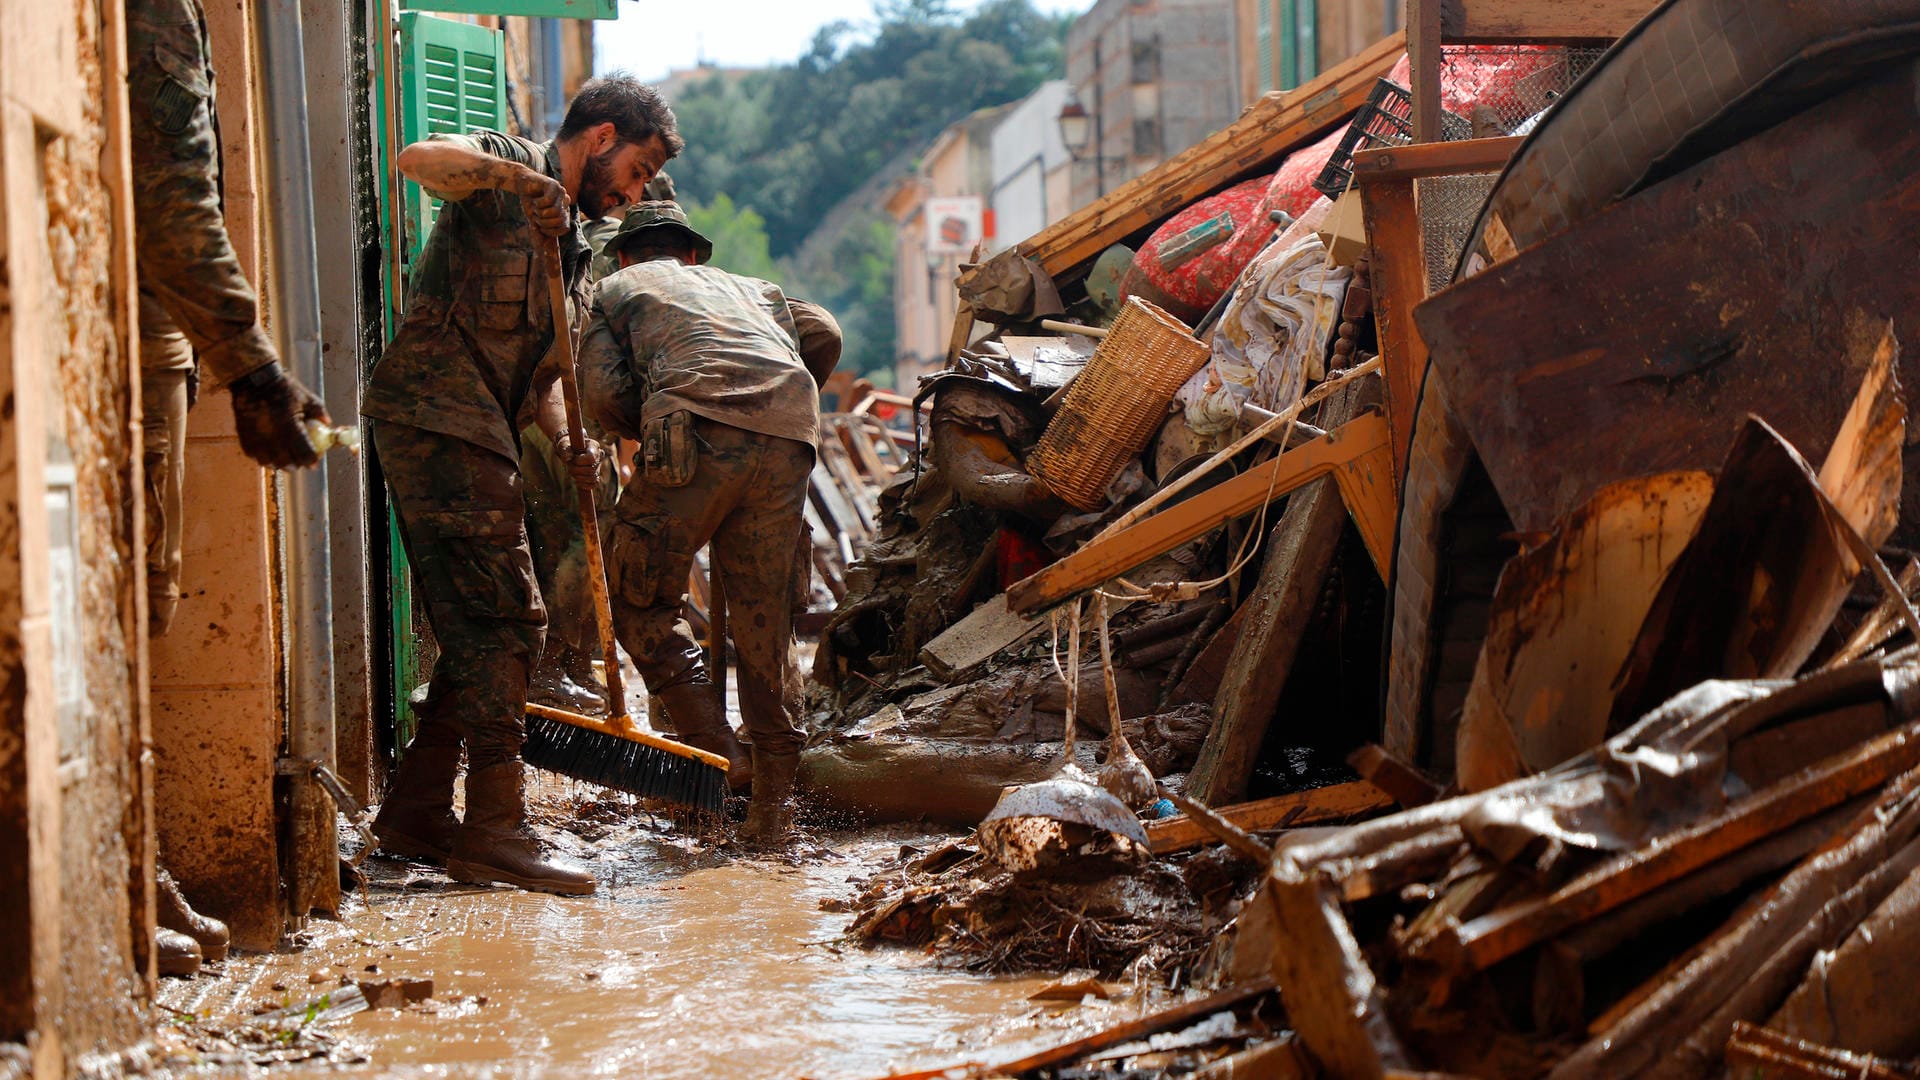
top-left (127, 0), bottom-right (277, 386)
top-left (361, 130), bottom-right (590, 463)
top-left (580, 261), bottom-right (819, 451)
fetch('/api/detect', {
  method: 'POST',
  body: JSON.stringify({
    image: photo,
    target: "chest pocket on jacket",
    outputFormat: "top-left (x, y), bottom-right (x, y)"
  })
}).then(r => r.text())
top-left (150, 39), bottom-right (212, 138)
top-left (475, 250), bottom-right (531, 331)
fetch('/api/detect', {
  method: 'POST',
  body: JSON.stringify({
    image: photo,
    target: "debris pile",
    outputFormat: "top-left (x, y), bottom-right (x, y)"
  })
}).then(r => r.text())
top-left (825, 1), bottom-right (1920, 1076)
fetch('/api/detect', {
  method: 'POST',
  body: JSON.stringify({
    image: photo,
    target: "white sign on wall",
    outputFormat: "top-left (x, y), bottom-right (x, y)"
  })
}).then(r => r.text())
top-left (925, 195), bottom-right (984, 257)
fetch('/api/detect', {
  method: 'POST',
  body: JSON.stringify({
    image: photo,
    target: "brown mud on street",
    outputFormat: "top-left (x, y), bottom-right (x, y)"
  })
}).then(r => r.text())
top-left (154, 779), bottom-right (1172, 1079)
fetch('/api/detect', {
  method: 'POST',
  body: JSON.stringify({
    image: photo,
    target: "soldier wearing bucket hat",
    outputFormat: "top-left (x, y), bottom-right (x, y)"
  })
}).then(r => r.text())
top-left (579, 201), bottom-right (841, 845)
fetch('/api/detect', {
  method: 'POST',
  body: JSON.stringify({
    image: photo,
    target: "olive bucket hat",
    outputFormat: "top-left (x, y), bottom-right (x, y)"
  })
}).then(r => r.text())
top-left (606, 200), bottom-right (714, 265)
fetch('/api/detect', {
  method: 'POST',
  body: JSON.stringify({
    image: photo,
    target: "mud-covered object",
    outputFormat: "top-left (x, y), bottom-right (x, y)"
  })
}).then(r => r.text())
top-left (955, 250), bottom-right (1065, 323)
top-left (976, 771), bottom-right (1151, 882)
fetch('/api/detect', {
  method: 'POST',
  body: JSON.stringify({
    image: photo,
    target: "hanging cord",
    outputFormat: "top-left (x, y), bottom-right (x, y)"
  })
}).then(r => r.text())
top-left (1048, 596), bottom-right (1085, 763)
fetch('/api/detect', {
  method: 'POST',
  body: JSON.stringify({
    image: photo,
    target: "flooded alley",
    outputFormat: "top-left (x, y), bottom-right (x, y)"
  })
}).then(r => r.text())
top-left (152, 790), bottom-right (1147, 1079)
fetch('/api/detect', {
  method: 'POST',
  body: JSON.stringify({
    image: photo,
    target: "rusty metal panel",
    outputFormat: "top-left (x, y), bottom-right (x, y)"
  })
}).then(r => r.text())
top-left (1417, 67), bottom-right (1920, 535)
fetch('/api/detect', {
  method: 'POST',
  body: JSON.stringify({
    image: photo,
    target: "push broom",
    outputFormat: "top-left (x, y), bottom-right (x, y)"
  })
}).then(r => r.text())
top-left (520, 231), bottom-right (730, 813)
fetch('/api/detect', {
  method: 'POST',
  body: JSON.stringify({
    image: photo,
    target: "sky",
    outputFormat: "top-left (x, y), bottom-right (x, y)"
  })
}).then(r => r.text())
top-left (594, 0), bottom-right (1090, 83)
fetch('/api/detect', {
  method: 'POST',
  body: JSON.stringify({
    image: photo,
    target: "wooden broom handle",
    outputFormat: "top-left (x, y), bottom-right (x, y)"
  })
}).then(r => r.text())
top-left (537, 233), bottom-right (628, 722)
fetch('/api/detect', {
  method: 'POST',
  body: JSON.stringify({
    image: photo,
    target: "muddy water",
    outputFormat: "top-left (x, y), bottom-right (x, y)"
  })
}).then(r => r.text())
top-left (163, 812), bottom-right (1087, 1079)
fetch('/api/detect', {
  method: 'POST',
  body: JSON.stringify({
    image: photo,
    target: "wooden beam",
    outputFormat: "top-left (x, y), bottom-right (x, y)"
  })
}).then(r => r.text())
top-left (1333, 428), bottom-right (1397, 583)
top-left (989, 978), bottom-right (1277, 1076)
top-left (1351, 136), bottom-right (1522, 184)
top-left (1268, 861), bottom-right (1415, 1076)
top-left (1438, 0), bottom-right (1652, 43)
top-left (1408, 0), bottom-right (1444, 143)
top-left (1415, 721), bottom-right (1920, 977)
top-left (961, 35), bottom-right (1404, 287)
top-left (1146, 781), bottom-right (1397, 854)
top-left (1190, 462), bottom-right (1350, 804)
top-left (1361, 181), bottom-right (1428, 479)
top-left (1007, 413), bottom-right (1390, 614)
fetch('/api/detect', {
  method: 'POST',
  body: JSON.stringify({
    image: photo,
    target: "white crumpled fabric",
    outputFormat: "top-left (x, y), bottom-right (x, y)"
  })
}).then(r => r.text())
top-left (1177, 220), bottom-right (1351, 439)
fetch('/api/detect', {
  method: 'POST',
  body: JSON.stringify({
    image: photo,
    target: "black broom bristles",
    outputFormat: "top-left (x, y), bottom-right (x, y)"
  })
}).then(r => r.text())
top-left (524, 710), bottom-right (728, 814)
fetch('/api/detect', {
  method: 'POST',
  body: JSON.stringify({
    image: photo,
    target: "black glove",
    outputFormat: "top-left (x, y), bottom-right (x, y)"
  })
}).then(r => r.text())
top-left (229, 363), bottom-right (327, 469)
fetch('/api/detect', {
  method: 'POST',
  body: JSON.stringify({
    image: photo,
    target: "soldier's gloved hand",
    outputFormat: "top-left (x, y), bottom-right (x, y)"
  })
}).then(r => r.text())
top-left (553, 431), bottom-right (605, 488)
top-left (515, 168), bottom-right (571, 237)
top-left (229, 363), bottom-right (328, 469)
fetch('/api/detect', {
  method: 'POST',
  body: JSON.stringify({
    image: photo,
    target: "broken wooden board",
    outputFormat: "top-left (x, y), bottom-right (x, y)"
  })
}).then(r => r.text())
top-left (958, 35), bottom-right (1403, 291)
top-left (1190, 459), bottom-right (1351, 805)
top-left (1007, 413), bottom-right (1390, 614)
top-left (1415, 68), bottom-right (1920, 536)
top-left (1611, 421), bottom-right (1870, 728)
top-left (918, 593), bottom-right (1047, 680)
top-left (1454, 471), bottom-right (1713, 791)
top-left (1266, 858), bottom-right (1415, 1077)
top-left (1414, 720), bottom-right (1920, 979)
top-left (1146, 781), bottom-right (1397, 855)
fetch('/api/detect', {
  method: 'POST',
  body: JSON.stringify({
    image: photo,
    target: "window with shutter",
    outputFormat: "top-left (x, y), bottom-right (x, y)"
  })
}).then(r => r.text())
top-left (402, 0), bottom-right (616, 20)
top-left (1279, 0), bottom-right (1320, 89)
top-left (1256, 1), bottom-right (1276, 94)
top-left (399, 12), bottom-right (509, 260)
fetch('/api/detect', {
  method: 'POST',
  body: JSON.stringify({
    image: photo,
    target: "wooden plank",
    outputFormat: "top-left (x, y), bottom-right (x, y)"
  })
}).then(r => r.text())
top-left (1146, 781), bottom-right (1397, 854)
top-left (989, 978), bottom-right (1278, 1076)
top-left (1416, 721), bottom-right (1920, 977)
top-left (1267, 861), bottom-right (1414, 1077)
top-left (1351, 136), bottom-right (1522, 184)
top-left (1189, 464), bottom-right (1350, 804)
top-left (1360, 181), bottom-right (1427, 487)
top-left (1006, 413), bottom-right (1390, 614)
top-left (1408, 0), bottom-right (1444, 142)
top-left (1413, 69), bottom-right (1920, 534)
top-left (918, 593), bottom-right (1048, 680)
top-left (1438, 0), bottom-right (1653, 43)
top-left (1333, 432), bottom-right (1397, 583)
top-left (960, 35), bottom-right (1404, 287)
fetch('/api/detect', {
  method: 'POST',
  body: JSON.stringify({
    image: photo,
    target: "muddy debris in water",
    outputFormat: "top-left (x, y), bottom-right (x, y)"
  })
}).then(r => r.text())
top-left (835, 837), bottom-right (1265, 983)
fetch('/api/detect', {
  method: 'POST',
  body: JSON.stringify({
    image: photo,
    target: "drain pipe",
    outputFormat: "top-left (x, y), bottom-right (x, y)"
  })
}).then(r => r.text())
top-left (253, 0), bottom-right (341, 926)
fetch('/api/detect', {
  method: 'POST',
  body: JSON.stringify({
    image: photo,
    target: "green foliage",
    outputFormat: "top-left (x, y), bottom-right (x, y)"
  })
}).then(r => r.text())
top-left (662, 0), bottom-right (1070, 378)
top-left (682, 195), bottom-right (784, 287)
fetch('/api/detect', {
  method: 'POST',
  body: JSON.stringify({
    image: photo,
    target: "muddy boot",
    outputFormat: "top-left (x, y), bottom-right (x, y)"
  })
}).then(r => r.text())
top-left (372, 742), bottom-right (463, 863)
top-left (156, 868), bottom-right (229, 963)
top-left (531, 647), bottom-right (606, 713)
top-left (446, 763), bottom-right (596, 896)
top-left (156, 927), bottom-right (202, 977)
top-left (739, 749), bottom-right (800, 847)
top-left (658, 682), bottom-right (751, 792)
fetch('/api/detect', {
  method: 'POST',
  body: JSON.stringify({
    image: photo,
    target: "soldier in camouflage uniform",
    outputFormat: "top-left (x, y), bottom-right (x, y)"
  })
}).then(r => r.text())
top-left (523, 171), bottom-right (677, 713)
top-left (362, 78), bottom-right (680, 895)
top-left (127, 0), bottom-right (331, 640)
top-left (580, 203), bottom-right (840, 845)
top-left (127, 0), bottom-right (330, 977)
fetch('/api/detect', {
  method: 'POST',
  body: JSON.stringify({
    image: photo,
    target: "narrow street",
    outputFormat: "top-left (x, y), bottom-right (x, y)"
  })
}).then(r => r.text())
top-left (157, 793), bottom-right (1109, 1079)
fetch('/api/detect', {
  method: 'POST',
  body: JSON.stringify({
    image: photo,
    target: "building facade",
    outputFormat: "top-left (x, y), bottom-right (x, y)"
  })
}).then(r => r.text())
top-left (1063, 0), bottom-right (1245, 210)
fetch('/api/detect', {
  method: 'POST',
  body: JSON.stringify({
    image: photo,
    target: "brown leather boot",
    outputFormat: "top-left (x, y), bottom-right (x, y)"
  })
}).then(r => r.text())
top-left (372, 741), bottom-right (463, 862)
top-left (156, 868), bottom-right (229, 963)
top-left (657, 681), bottom-right (751, 792)
top-left (739, 749), bottom-right (800, 846)
top-left (446, 763), bottom-right (596, 896)
top-left (156, 927), bottom-right (202, 977)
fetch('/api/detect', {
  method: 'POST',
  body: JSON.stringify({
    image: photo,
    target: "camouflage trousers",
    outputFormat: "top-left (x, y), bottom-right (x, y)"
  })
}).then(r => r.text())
top-left (141, 340), bottom-right (192, 637)
top-left (607, 416), bottom-right (812, 757)
top-left (373, 420), bottom-right (546, 772)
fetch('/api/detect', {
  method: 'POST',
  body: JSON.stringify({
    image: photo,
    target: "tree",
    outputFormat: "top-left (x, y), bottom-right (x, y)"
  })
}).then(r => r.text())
top-left (682, 194), bottom-right (783, 286)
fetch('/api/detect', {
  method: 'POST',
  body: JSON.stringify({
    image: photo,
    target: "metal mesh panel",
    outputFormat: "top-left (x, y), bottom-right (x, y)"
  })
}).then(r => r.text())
top-left (1417, 46), bottom-right (1607, 290)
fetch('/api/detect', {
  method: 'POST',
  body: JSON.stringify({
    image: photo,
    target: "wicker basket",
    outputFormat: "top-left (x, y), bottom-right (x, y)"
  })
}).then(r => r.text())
top-left (1027, 297), bottom-right (1211, 511)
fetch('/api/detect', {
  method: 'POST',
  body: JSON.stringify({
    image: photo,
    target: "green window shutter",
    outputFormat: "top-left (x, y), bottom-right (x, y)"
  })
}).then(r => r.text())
top-left (1298, 0), bottom-right (1320, 83)
top-left (399, 12), bottom-right (508, 260)
top-left (402, 0), bottom-right (616, 21)
top-left (1256, 1), bottom-right (1276, 95)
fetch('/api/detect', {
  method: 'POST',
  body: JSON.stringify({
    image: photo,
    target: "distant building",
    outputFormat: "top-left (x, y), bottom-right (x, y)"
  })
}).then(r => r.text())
top-left (1064, 0), bottom-right (1245, 210)
top-left (986, 79), bottom-right (1075, 254)
top-left (885, 104), bottom-right (1009, 390)
top-left (1235, 0), bottom-right (1399, 103)
top-left (652, 62), bottom-right (761, 104)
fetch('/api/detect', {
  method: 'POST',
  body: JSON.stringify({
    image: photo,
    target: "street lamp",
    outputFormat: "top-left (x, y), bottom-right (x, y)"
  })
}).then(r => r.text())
top-left (1057, 99), bottom-right (1091, 159)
